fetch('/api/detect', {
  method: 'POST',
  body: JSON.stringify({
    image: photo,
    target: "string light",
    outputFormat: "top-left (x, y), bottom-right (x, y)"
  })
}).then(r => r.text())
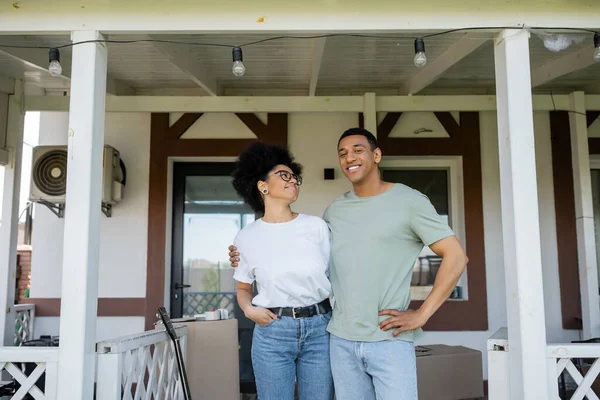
top-left (48, 48), bottom-right (62, 77)
top-left (0, 26), bottom-right (592, 78)
top-left (232, 46), bottom-right (245, 77)
top-left (594, 33), bottom-right (600, 62)
top-left (413, 38), bottom-right (427, 68)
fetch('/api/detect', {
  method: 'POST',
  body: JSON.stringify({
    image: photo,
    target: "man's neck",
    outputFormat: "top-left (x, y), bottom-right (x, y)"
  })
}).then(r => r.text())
top-left (353, 175), bottom-right (393, 197)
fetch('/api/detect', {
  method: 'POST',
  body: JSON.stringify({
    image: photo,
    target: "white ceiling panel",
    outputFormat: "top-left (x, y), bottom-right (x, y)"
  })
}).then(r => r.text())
top-left (0, 31), bottom-right (596, 96)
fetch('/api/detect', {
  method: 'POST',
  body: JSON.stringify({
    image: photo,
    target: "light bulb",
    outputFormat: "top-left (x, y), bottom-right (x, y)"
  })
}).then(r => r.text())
top-left (232, 46), bottom-right (245, 77)
top-left (232, 61), bottom-right (246, 77)
top-left (414, 52), bottom-right (427, 68)
top-left (413, 38), bottom-right (427, 68)
top-left (48, 48), bottom-right (62, 77)
top-left (594, 33), bottom-right (600, 62)
top-left (48, 60), bottom-right (62, 77)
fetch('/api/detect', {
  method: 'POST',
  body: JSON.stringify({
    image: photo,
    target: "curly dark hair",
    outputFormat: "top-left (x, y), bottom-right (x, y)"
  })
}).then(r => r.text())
top-left (231, 142), bottom-right (303, 213)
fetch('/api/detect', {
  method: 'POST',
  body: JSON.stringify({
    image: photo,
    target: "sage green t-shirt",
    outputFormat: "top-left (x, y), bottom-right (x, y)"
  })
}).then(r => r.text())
top-left (323, 183), bottom-right (454, 342)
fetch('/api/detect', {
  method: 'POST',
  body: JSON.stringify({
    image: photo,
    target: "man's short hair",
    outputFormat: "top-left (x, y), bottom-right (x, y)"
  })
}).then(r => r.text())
top-left (337, 127), bottom-right (378, 151)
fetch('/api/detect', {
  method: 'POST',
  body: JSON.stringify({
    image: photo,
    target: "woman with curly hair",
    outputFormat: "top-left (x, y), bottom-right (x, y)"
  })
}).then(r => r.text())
top-left (231, 142), bottom-right (334, 400)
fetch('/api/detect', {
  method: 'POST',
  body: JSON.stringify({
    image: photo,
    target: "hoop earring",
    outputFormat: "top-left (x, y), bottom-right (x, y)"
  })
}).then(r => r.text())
top-left (261, 188), bottom-right (269, 195)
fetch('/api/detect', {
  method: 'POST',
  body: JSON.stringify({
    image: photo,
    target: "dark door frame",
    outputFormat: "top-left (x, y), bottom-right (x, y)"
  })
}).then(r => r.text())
top-left (170, 161), bottom-right (238, 318)
top-left (170, 160), bottom-right (258, 393)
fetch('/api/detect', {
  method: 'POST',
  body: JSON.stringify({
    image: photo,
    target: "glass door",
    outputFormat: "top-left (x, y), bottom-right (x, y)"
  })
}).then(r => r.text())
top-left (171, 162), bottom-right (257, 393)
top-left (171, 162), bottom-right (255, 317)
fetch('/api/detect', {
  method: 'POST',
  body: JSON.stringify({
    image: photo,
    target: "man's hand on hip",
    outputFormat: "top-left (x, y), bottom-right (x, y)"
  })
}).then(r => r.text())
top-left (378, 309), bottom-right (429, 337)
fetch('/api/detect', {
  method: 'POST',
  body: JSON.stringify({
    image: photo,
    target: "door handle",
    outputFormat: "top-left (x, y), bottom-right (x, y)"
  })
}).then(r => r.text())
top-left (174, 283), bottom-right (191, 290)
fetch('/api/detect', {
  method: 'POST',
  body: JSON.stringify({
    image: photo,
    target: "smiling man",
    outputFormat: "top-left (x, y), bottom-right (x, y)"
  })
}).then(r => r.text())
top-left (322, 127), bottom-right (468, 399)
top-left (229, 127), bottom-right (468, 400)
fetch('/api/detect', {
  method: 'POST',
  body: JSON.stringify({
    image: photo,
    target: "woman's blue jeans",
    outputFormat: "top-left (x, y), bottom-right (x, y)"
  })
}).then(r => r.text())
top-left (251, 311), bottom-right (334, 400)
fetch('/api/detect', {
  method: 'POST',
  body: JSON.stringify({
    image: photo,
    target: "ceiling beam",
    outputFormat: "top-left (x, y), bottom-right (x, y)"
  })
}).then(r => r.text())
top-left (23, 94), bottom-right (600, 113)
top-left (150, 37), bottom-right (219, 97)
top-left (105, 79), bottom-right (136, 96)
top-left (308, 38), bottom-right (327, 96)
top-left (399, 33), bottom-right (488, 95)
top-left (531, 47), bottom-right (597, 88)
top-left (0, 47), bottom-right (134, 95)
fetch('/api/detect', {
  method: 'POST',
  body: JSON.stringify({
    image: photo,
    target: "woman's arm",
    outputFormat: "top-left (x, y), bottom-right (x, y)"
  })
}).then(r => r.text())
top-left (237, 282), bottom-right (278, 325)
top-left (237, 282), bottom-right (255, 314)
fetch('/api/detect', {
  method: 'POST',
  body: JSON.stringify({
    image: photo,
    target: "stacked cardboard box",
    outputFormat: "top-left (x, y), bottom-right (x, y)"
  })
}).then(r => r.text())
top-left (416, 344), bottom-right (484, 400)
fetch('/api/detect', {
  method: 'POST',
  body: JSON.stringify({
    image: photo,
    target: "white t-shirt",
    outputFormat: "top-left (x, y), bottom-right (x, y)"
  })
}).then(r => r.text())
top-left (232, 213), bottom-right (332, 308)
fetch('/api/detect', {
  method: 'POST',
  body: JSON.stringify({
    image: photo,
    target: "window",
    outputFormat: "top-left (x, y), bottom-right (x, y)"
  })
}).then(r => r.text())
top-left (380, 156), bottom-right (467, 301)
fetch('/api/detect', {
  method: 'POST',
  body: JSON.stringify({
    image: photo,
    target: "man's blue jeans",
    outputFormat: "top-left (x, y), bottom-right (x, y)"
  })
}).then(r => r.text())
top-left (330, 334), bottom-right (418, 400)
top-left (251, 312), bottom-right (334, 400)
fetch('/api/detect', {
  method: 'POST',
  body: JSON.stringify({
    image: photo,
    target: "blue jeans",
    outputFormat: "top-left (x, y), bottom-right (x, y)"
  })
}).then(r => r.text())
top-left (330, 334), bottom-right (418, 400)
top-left (252, 312), bottom-right (334, 400)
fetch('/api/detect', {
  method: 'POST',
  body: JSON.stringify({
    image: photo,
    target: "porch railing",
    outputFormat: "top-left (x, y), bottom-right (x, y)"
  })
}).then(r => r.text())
top-left (487, 328), bottom-right (600, 399)
top-left (96, 325), bottom-right (188, 400)
top-left (14, 304), bottom-right (35, 346)
top-left (548, 344), bottom-right (600, 399)
top-left (183, 291), bottom-right (236, 317)
top-left (0, 347), bottom-right (58, 399)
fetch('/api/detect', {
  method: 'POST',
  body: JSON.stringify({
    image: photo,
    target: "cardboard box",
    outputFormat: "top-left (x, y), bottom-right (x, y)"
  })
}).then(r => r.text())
top-left (171, 319), bottom-right (240, 400)
top-left (416, 344), bottom-right (484, 400)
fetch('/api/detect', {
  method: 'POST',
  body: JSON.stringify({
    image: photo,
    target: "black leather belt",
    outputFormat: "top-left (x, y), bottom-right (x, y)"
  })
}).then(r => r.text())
top-left (268, 299), bottom-right (331, 319)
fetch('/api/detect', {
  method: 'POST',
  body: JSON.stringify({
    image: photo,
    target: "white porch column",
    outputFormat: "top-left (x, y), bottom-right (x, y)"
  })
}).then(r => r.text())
top-left (493, 29), bottom-right (549, 398)
top-left (0, 80), bottom-right (24, 347)
top-left (569, 91), bottom-right (600, 338)
top-left (363, 92), bottom-right (377, 137)
top-left (56, 30), bottom-right (107, 400)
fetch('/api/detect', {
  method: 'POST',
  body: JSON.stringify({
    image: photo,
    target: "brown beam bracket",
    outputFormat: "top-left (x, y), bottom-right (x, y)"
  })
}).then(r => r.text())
top-left (168, 113), bottom-right (203, 140)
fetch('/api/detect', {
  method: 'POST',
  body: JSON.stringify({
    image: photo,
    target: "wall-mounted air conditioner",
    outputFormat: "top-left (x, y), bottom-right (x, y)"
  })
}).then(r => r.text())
top-left (29, 145), bottom-right (125, 217)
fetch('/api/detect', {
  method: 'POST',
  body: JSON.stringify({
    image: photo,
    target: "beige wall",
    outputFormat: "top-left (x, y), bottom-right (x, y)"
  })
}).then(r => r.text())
top-left (31, 113), bottom-right (150, 299)
top-left (30, 112), bottom-right (149, 340)
top-left (288, 113), bottom-right (355, 216)
top-left (29, 110), bottom-right (585, 377)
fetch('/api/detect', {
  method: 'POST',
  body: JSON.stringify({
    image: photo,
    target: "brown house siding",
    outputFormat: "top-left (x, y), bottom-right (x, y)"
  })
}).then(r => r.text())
top-left (145, 113), bottom-right (288, 329)
top-left (362, 111), bottom-right (488, 331)
top-left (550, 110), bottom-right (600, 329)
top-left (16, 249), bottom-right (31, 303)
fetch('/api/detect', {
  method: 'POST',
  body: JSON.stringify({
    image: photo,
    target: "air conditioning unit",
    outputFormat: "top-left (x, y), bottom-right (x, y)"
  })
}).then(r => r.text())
top-left (101, 145), bottom-right (124, 206)
top-left (29, 145), bottom-right (125, 217)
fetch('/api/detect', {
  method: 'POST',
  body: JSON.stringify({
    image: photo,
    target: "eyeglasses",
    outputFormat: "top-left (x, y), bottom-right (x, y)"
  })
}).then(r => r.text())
top-left (272, 170), bottom-right (302, 186)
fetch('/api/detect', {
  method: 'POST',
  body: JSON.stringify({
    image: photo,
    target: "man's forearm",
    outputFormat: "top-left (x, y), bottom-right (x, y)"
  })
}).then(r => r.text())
top-left (418, 252), bottom-right (467, 319)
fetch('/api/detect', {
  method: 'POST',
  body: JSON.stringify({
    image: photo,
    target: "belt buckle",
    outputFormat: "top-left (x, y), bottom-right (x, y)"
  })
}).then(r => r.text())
top-left (292, 307), bottom-right (298, 319)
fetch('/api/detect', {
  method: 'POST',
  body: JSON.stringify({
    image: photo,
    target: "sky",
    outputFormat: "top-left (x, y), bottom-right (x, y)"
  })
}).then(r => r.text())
top-left (183, 212), bottom-right (254, 265)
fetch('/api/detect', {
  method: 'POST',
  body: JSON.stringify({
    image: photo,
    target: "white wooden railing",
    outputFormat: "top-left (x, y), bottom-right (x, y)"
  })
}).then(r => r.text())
top-left (548, 344), bottom-right (600, 399)
top-left (13, 304), bottom-right (35, 346)
top-left (488, 328), bottom-right (600, 399)
top-left (487, 328), bottom-right (510, 400)
top-left (0, 347), bottom-right (58, 399)
top-left (96, 325), bottom-right (188, 400)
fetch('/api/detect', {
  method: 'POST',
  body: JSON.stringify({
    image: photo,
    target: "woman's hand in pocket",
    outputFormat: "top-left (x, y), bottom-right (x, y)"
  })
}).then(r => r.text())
top-left (245, 306), bottom-right (278, 326)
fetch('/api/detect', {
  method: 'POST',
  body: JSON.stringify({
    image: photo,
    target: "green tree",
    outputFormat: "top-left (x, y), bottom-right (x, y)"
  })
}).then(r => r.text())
top-left (202, 265), bottom-right (219, 292)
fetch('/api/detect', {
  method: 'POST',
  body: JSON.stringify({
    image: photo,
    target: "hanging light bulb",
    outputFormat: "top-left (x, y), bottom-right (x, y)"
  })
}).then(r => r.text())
top-left (594, 33), bottom-right (600, 63)
top-left (413, 38), bottom-right (427, 68)
top-left (48, 48), bottom-right (62, 77)
top-left (232, 47), bottom-right (245, 77)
